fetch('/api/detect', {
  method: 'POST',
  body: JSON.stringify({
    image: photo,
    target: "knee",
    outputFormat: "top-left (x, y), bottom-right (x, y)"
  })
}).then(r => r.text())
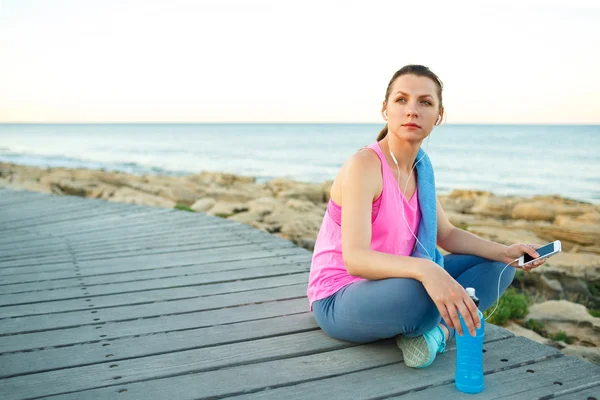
top-left (386, 279), bottom-right (440, 336)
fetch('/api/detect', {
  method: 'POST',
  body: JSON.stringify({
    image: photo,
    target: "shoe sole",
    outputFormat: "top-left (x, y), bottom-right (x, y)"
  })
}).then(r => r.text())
top-left (396, 334), bottom-right (433, 368)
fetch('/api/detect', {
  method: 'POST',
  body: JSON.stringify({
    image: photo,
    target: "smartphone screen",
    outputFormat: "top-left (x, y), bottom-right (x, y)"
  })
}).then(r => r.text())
top-left (522, 242), bottom-right (556, 263)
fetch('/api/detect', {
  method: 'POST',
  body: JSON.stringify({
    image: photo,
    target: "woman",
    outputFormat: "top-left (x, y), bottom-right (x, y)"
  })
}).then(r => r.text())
top-left (307, 64), bottom-right (546, 369)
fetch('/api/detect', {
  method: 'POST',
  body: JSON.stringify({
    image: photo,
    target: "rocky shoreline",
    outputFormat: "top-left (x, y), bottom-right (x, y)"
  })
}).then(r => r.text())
top-left (1, 162), bottom-right (599, 363)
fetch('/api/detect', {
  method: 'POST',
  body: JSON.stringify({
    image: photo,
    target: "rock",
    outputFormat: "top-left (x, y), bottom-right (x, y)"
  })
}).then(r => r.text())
top-left (465, 226), bottom-right (544, 246)
top-left (206, 202), bottom-right (248, 217)
top-left (266, 178), bottom-right (325, 204)
top-left (504, 321), bottom-right (550, 345)
top-left (439, 196), bottom-right (477, 214)
top-left (39, 170), bottom-right (75, 189)
top-left (296, 236), bottom-right (317, 252)
top-left (447, 189), bottom-right (494, 199)
top-left (127, 182), bottom-right (166, 196)
top-left (439, 190), bottom-right (494, 214)
top-left (246, 197), bottom-right (285, 217)
top-left (530, 223), bottom-right (600, 246)
top-left (561, 344), bottom-right (600, 364)
top-left (530, 252), bottom-right (600, 281)
top-left (95, 172), bottom-right (135, 188)
top-left (52, 179), bottom-right (96, 197)
top-left (203, 185), bottom-right (271, 203)
top-left (470, 195), bottom-right (516, 219)
top-left (285, 199), bottom-right (320, 213)
top-left (158, 186), bottom-right (202, 205)
top-left (188, 171), bottom-right (255, 186)
top-left (228, 211), bottom-right (269, 230)
top-left (521, 252), bottom-right (600, 305)
top-left (536, 274), bottom-right (564, 296)
top-left (571, 244), bottom-right (600, 256)
top-left (191, 198), bottom-right (217, 212)
top-left (87, 183), bottom-right (117, 199)
top-left (575, 211), bottom-right (600, 225)
top-left (322, 180), bottom-right (334, 202)
top-left (263, 207), bottom-right (323, 248)
top-left (107, 187), bottom-right (176, 208)
top-left (266, 178), bottom-right (298, 196)
top-left (277, 185), bottom-right (325, 204)
top-left (512, 202), bottom-right (556, 222)
top-left (526, 300), bottom-right (600, 347)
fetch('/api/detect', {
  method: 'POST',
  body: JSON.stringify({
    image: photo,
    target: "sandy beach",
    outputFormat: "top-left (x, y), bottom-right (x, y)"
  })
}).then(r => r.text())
top-left (2, 161), bottom-right (599, 363)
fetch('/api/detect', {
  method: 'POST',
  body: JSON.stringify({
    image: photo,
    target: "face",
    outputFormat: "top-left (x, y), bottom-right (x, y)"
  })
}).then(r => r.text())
top-left (382, 74), bottom-right (443, 141)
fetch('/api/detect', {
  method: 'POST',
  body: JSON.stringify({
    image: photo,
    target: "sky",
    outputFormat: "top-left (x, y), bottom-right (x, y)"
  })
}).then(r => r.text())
top-left (0, 0), bottom-right (599, 124)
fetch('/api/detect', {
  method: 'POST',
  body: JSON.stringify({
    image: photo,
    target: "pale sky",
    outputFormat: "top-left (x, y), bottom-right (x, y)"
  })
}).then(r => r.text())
top-left (0, 0), bottom-right (599, 123)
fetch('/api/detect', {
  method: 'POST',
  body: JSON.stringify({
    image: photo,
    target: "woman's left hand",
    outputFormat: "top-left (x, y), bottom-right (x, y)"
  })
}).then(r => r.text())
top-left (504, 243), bottom-right (547, 271)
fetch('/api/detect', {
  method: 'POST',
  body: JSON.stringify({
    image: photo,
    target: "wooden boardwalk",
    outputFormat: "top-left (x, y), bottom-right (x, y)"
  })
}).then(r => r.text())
top-left (0, 187), bottom-right (599, 400)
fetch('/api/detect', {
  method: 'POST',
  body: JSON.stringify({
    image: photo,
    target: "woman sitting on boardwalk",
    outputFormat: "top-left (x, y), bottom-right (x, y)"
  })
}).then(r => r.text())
top-left (307, 64), bottom-right (546, 368)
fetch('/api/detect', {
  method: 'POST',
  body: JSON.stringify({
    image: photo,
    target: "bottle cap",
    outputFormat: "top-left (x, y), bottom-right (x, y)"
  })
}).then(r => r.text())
top-left (466, 287), bottom-right (476, 297)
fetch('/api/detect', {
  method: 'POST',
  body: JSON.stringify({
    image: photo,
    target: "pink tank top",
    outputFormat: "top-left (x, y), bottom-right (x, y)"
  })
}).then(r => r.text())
top-left (307, 141), bottom-right (421, 309)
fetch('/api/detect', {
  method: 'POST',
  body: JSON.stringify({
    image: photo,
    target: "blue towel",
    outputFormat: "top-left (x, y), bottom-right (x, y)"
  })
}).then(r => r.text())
top-left (410, 147), bottom-right (445, 269)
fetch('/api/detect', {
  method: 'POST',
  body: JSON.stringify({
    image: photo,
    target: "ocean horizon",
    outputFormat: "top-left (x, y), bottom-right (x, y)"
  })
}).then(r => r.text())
top-left (1, 123), bottom-right (599, 204)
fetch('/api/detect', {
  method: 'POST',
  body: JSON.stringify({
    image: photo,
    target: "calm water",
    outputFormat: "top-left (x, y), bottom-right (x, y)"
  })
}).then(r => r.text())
top-left (1, 123), bottom-right (599, 204)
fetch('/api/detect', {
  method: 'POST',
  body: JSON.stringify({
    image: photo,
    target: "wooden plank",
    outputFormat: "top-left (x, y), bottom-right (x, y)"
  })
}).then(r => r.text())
top-left (15, 209), bottom-right (202, 237)
top-left (0, 313), bottom-right (319, 378)
top-left (0, 222), bottom-right (252, 256)
top-left (0, 281), bottom-right (308, 335)
top-left (0, 202), bottom-right (130, 226)
top-left (0, 297), bottom-right (308, 353)
top-left (0, 253), bottom-right (308, 293)
top-left (0, 231), bottom-right (66, 246)
top-left (0, 237), bottom-right (298, 271)
top-left (37, 335), bottom-right (555, 400)
top-left (0, 330), bottom-right (353, 400)
top-left (26, 209), bottom-right (221, 234)
top-left (549, 382), bottom-right (600, 399)
top-left (0, 251), bottom-right (310, 288)
top-left (0, 257), bottom-right (307, 306)
top-left (0, 238), bottom-right (303, 277)
top-left (0, 270), bottom-right (308, 319)
top-left (0, 209), bottom-right (177, 250)
top-left (0, 261), bottom-right (77, 277)
top-left (0, 219), bottom-right (236, 260)
top-left (0, 194), bottom-right (82, 210)
top-left (222, 327), bottom-right (523, 400)
top-left (0, 229), bottom-right (283, 267)
top-left (0, 204), bottom-right (170, 232)
top-left (386, 356), bottom-right (600, 400)
top-left (0, 246), bottom-right (309, 278)
top-left (0, 208), bottom-right (179, 244)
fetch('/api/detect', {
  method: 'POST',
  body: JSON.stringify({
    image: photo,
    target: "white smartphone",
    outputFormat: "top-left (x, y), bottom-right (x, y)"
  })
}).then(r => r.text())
top-left (518, 240), bottom-right (561, 267)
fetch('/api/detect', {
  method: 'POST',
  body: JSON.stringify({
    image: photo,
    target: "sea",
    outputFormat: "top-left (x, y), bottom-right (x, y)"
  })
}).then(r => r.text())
top-left (1, 123), bottom-right (599, 204)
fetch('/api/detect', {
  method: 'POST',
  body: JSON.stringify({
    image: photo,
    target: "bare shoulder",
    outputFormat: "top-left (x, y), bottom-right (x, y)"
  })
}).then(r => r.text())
top-left (330, 147), bottom-right (382, 205)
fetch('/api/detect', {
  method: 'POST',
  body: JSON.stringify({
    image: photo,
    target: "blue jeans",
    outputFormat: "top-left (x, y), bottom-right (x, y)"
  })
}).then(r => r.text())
top-left (312, 254), bottom-right (515, 343)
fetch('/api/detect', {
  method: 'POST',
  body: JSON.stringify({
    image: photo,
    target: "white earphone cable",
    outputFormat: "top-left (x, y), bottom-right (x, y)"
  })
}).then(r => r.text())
top-left (390, 135), bottom-right (431, 261)
top-left (484, 258), bottom-right (520, 321)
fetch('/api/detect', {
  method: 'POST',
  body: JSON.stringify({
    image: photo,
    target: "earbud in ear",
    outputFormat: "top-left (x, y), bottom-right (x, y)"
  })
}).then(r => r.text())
top-left (383, 111), bottom-right (388, 119)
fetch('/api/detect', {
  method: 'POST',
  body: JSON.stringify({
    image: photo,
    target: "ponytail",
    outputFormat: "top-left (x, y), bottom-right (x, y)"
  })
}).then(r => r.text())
top-left (377, 124), bottom-right (388, 141)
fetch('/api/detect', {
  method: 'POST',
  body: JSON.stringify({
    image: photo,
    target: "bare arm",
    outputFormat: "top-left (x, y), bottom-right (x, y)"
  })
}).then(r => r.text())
top-left (435, 197), bottom-right (512, 264)
top-left (340, 150), bottom-right (434, 281)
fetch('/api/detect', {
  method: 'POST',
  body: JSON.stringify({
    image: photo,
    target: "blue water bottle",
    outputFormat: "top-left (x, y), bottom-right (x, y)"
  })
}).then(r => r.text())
top-left (455, 287), bottom-right (485, 394)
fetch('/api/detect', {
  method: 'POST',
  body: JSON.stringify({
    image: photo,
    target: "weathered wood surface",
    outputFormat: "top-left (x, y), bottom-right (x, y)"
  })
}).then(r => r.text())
top-left (1, 188), bottom-right (599, 399)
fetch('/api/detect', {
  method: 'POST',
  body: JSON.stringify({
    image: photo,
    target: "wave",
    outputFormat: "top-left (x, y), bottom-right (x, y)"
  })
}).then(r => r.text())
top-left (0, 151), bottom-right (186, 177)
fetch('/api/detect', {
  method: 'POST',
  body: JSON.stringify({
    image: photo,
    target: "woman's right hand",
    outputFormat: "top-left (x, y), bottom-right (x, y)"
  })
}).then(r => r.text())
top-left (420, 262), bottom-right (480, 336)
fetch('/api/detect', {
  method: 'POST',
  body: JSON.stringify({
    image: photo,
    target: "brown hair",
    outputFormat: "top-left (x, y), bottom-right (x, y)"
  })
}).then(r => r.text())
top-left (377, 64), bottom-right (444, 141)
